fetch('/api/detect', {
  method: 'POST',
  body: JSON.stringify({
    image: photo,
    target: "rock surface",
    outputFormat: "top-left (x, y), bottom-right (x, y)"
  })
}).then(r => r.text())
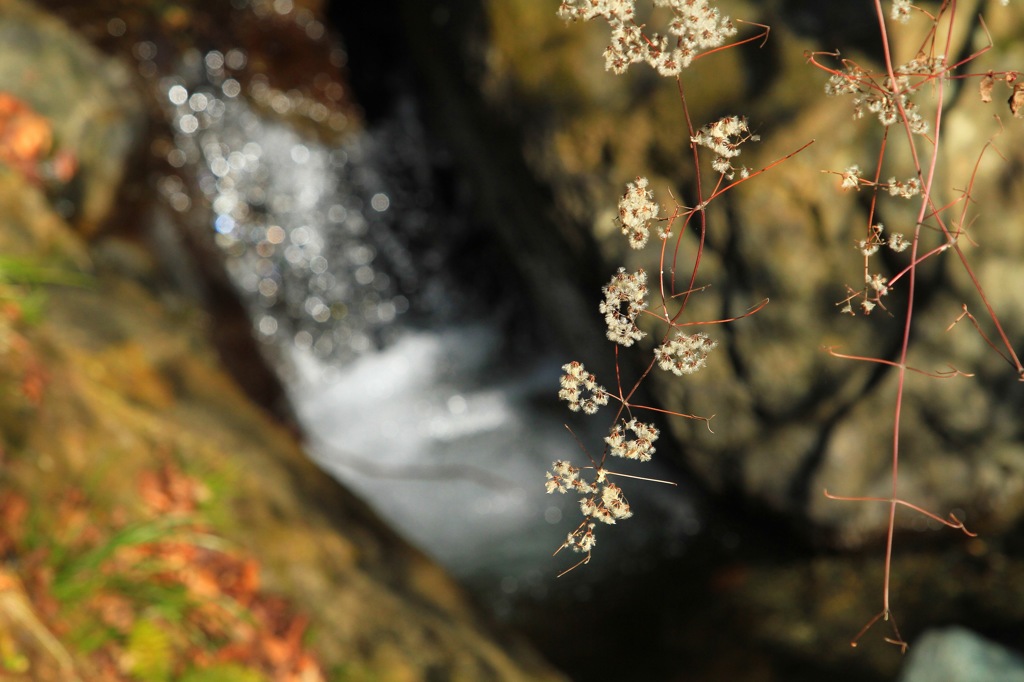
top-left (0, 0), bottom-right (144, 234)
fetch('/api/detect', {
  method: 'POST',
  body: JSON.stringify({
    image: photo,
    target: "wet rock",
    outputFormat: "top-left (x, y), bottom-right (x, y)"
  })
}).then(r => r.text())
top-left (0, 0), bottom-right (144, 234)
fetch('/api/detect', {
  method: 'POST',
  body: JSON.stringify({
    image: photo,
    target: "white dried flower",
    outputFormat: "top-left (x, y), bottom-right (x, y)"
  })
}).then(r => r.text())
top-left (600, 483), bottom-right (633, 521)
top-left (600, 268), bottom-right (648, 346)
top-left (886, 176), bottom-right (921, 198)
top-left (841, 165), bottom-right (862, 190)
top-left (580, 495), bottom-right (600, 518)
top-left (655, 331), bottom-right (717, 375)
top-left (558, 361), bottom-right (610, 414)
top-left (897, 55), bottom-right (946, 76)
top-left (654, 49), bottom-right (684, 76)
top-left (617, 177), bottom-right (660, 249)
top-left (858, 240), bottom-right (879, 256)
top-left (825, 69), bottom-right (862, 97)
top-left (580, 483), bottom-right (633, 525)
top-left (575, 524), bottom-right (597, 552)
top-left (545, 460), bottom-right (597, 495)
top-left (605, 418), bottom-right (659, 461)
top-left (559, 0), bottom-right (736, 77)
top-left (867, 273), bottom-right (890, 296)
top-left (891, 0), bottom-right (912, 23)
top-left (711, 155), bottom-right (733, 176)
top-left (888, 233), bottom-right (910, 252)
top-left (561, 522), bottom-right (598, 554)
top-left (557, 0), bottom-right (635, 22)
top-left (825, 63), bottom-right (928, 134)
top-left (691, 115), bottom-right (759, 177)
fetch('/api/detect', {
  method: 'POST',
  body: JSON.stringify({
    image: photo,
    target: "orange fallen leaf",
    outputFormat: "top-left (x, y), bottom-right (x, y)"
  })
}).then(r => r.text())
top-left (0, 92), bottom-right (52, 178)
top-left (138, 460), bottom-right (204, 515)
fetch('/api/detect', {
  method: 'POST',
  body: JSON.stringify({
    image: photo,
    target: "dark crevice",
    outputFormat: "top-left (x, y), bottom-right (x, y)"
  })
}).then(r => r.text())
top-left (774, 0), bottom-right (882, 57)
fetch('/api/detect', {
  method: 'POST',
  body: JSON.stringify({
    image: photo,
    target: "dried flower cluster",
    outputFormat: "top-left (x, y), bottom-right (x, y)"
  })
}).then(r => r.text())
top-left (605, 418), bottom-right (659, 461)
top-left (886, 176), bottom-right (921, 199)
top-left (549, 175), bottom-right (723, 567)
top-left (839, 165), bottom-right (922, 200)
top-left (600, 267), bottom-right (649, 346)
top-left (691, 115), bottom-right (760, 178)
top-left (840, 223), bottom-right (912, 315)
top-left (825, 61), bottom-right (932, 135)
top-left (554, 0), bottom-right (1022, 649)
top-left (546, 460), bottom-right (636, 556)
top-left (890, 0), bottom-right (913, 23)
top-left (655, 331), bottom-right (718, 375)
top-left (549, 4), bottom-right (742, 575)
top-left (855, 222), bottom-right (909, 257)
top-left (556, 0), bottom-right (737, 76)
top-left (554, 477), bottom-right (637, 553)
top-left (558, 361), bottom-right (610, 414)
top-left (617, 176), bottom-right (661, 248)
top-left (841, 164), bottom-right (863, 190)
top-left (545, 460), bottom-right (596, 495)
top-left (581, 482), bottom-right (634, 523)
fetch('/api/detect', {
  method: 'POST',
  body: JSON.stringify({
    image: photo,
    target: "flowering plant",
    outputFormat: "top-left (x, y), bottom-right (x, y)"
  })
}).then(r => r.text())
top-left (548, 0), bottom-right (1024, 653)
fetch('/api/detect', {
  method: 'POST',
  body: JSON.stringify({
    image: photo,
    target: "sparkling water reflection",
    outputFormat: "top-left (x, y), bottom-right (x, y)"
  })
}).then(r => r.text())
top-left (160, 51), bottom-right (412, 361)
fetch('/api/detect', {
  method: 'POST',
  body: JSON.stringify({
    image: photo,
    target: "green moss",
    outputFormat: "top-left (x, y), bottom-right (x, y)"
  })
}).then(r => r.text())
top-left (124, 618), bottom-right (174, 682)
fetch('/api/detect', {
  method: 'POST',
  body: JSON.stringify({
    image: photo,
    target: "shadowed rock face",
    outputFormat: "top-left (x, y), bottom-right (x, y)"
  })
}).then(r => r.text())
top-left (395, 0), bottom-right (1024, 548)
top-left (0, 1), bottom-right (566, 679)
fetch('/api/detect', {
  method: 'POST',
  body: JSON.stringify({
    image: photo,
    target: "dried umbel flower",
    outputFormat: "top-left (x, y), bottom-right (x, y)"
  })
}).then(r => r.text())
top-left (858, 236), bottom-right (880, 257)
top-left (655, 331), bottom-right (717, 375)
top-left (580, 482), bottom-right (633, 524)
top-left (825, 62), bottom-right (930, 134)
top-left (546, 460), bottom-right (598, 494)
top-left (891, 0), bottom-right (913, 23)
top-left (867, 272), bottom-right (890, 296)
top-left (605, 418), bottom-right (659, 461)
top-left (558, 0), bottom-right (737, 76)
top-left (558, 361), bottom-right (610, 414)
top-left (886, 176), bottom-right (921, 199)
top-left (841, 164), bottom-right (863, 190)
top-left (691, 115), bottom-right (759, 179)
top-left (563, 523), bottom-right (597, 553)
top-left (888, 233), bottom-right (910, 252)
top-left (617, 176), bottom-right (660, 249)
top-left (600, 267), bottom-right (648, 346)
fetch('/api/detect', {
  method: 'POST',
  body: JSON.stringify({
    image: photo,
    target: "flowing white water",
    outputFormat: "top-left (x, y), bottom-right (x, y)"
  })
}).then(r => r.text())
top-left (287, 325), bottom-right (568, 576)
